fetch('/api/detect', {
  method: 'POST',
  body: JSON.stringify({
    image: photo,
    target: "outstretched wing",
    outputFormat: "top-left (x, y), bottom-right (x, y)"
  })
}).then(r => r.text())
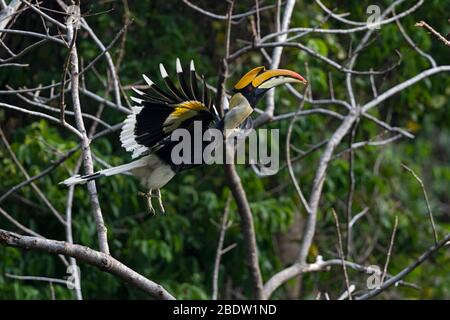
top-left (120, 59), bottom-right (219, 159)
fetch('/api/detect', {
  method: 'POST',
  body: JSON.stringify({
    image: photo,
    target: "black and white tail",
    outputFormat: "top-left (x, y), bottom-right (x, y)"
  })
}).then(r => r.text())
top-left (60, 157), bottom-right (148, 187)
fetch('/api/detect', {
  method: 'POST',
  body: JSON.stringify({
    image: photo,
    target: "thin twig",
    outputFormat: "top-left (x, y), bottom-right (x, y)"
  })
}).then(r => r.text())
top-left (345, 119), bottom-right (359, 258)
top-left (337, 285), bottom-right (355, 300)
top-left (212, 194), bottom-right (232, 300)
top-left (415, 20), bottom-right (450, 47)
top-left (0, 206), bottom-right (42, 237)
top-left (59, 26), bottom-right (78, 125)
top-left (0, 128), bottom-right (66, 225)
top-left (0, 102), bottom-right (82, 139)
top-left (181, 0), bottom-right (279, 21)
top-left (0, 147), bottom-right (78, 205)
top-left (286, 79), bottom-right (310, 213)
top-left (331, 208), bottom-right (352, 300)
top-left (5, 273), bottom-right (70, 286)
top-left (401, 164), bottom-right (438, 244)
top-left (394, 13), bottom-right (436, 67)
top-left (65, 157), bottom-right (83, 300)
top-left (381, 216), bottom-right (399, 284)
top-left (357, 232), bottom-right (450, 299)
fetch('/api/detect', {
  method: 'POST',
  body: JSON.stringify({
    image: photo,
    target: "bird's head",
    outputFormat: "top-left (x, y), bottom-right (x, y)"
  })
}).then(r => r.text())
top-left (231, 66), bottom-right (308, 107)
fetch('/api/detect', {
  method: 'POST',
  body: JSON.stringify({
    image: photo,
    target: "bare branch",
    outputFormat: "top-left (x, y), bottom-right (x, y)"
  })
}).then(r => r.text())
top-left (230, 41), bottom-right (402, 75)
top-left (395, 14), bottom-right (436, 67)
top-left (0, 128), bottom-right (66, 225)
top-left (349, 207), bottom-right (369, 229)
top-left (0, 39), bottom-right (48, 63)
top-left (338, 285), bottom-right (355, 300)
top-left (261, 0), bottom-right (424, 40)
top-left (357, 232), bottom-right (450, 299)
top-left (182, 0), bottom-right (279, 22)
top-left (415, 20), bottom-right (450, 47)
top-left (65, 158), bottom-right (83, 300)
top-left (5, 273), bottom-right (70, 286)
top-left (59, 25), bottom-right (78, 125)
top-left (401, 164), bottom-right (438, 244)
top-left (286, 85), bottom-right (310, 214)
top-left (271, 107), bottom-right (344, 122)
top-left (0, 62), bottom-right (28, 67)
top-left (362, 66), bottom-right (450, 113)
top-left (331, 208), bottom-right (352, 300)
top-left (0, 147), bottom-right (78, 205)
top-left (65, 16), bottom-right (109, 254)
top-left (212, 194), bottom-right (232, 300)
top-left (21, 0), bottom-right (66, 30)
top-left (0, 206), bottom-right (41, 237)
top-left (381, 216), bottom-right (399, 284)
top-left (299, 112), bottom-right (358, 263)
top-left (262, 0), bottom-right (296, 121)
top-left (0, 228), bottom-right (175, 300)
top-left (362, 113), bottom-right (414, 139)
top-left (15, 92), bottom-right (112, 129)
top-left (0, 28), bottom-right (65, 45)
top-left (345, 120), bottom-right (358, 258)
top-left (225, 161), bottom-right (263, 299)
top-left (0, 102), bottom-right (82, 138)
top-left (314, 0), bottom-right (365, 26)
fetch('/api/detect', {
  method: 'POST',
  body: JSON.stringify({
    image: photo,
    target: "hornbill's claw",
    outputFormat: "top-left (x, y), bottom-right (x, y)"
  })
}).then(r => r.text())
top-left (139, 189), bottom-right (165, 215)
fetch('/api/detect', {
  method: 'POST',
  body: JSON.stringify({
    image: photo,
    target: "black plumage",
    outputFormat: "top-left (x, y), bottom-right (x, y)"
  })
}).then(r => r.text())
top-left (125, 60), bottom-right (221, 159)
top-left (61, 59), bottom-right (307, 214)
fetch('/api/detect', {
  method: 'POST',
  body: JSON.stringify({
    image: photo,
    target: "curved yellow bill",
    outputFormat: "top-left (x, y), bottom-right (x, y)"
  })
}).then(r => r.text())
top-left (252, 69), bottom-right (308, 89)
top-left (234, 66), bottom-right (266, 90)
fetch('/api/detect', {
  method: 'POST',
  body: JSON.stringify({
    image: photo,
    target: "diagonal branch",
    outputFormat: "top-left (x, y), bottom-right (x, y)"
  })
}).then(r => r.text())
top-left (415, 20), bottom-right (450, 47)
top-left (401, 164), bottom-right (438, 244)
top-left (0, 128), bottom-right (66, 225)
top-left (357, 232), bottom-right (450, 300)
top-left (0, 228), bottom-right (175, 300)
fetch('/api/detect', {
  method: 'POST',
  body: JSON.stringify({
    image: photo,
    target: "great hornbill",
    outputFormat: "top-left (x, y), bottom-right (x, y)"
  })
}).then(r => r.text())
top-left (61, 59), bottom-right (307, 213)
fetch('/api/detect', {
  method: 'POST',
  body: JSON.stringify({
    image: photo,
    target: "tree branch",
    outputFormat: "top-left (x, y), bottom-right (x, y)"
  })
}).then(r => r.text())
top-left (66, 11), bottom-right (109, 254)
top-left (0, 228), bottom-right (175, 300)
top-left (357, 232), bottom-right (450, 300)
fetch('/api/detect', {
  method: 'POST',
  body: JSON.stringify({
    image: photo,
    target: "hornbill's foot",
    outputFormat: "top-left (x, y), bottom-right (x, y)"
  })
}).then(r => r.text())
top-left (139, 189), bottom-right (165, 214)
top-left (139, 189), bottom-right (156, 215)
top-left (156, 189), bottom-right (165, 214)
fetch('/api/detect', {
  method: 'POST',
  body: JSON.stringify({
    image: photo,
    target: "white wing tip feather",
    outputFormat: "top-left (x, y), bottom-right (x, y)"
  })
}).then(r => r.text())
top-left (142, 74), bottom-right (153, 86)
top-left (190, 59), bottom-right (195, 71)
top-left (60, 175), bottom-right (86, 186)
top-left (176, 58), bottom-right (182, 73)
top-left (131, 87), bottom-right (145, 95)
top-left (159, 63), bottom-right (168, 78)
top-left (130, 96), bottom-right (144, 104)
top-left (120, 107), bottom-right (149, 159)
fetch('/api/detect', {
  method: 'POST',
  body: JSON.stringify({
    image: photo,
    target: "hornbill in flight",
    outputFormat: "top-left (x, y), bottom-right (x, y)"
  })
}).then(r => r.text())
top-left (61, 59), bottom-right (307, 213)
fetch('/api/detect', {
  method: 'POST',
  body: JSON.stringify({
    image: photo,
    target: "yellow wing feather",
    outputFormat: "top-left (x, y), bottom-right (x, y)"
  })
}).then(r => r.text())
top-left (163, 100), bottom-right (208, 132)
